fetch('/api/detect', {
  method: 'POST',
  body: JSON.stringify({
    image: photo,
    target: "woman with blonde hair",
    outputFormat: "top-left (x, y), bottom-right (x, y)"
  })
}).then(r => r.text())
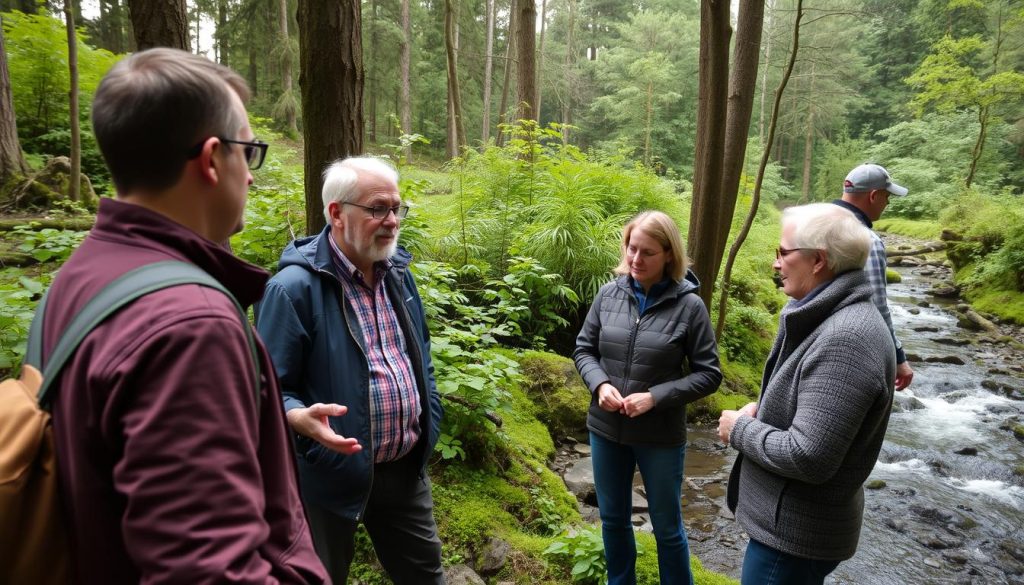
top-left (575, 210), bottom-right (722, 585)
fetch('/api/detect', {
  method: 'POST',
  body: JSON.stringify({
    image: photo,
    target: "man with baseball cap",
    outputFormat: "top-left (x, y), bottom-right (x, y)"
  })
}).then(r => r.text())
top-left (834, 163), bottom-right (914, 391)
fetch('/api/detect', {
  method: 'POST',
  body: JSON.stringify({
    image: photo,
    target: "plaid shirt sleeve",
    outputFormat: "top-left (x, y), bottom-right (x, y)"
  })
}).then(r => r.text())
top-left (866, 232), bottom-right (907, 364)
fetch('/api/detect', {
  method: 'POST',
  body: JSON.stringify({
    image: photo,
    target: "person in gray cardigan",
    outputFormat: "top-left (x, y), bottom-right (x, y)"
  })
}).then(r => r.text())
top-left (575, 211), bottom-right (722, 585)
top-left (717, 203), bottom-right (896, 585)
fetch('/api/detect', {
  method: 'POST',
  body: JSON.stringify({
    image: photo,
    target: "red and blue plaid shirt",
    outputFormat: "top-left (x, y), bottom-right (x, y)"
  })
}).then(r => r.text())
top-left (328, 235), bottom-right (421, 463)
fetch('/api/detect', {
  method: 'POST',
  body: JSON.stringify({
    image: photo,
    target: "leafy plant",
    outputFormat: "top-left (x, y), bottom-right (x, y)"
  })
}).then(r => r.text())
top-left (526, 486), bottom-right (564, 536)
top-left (0, 273), bottom-right (47, 375)
top-left (12, 225), bottom-right (88, 263)
top-left (543, 526), bottom-right (609, 584)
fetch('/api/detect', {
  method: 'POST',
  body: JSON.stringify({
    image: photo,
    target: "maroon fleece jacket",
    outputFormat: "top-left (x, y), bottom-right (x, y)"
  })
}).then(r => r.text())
top-left (43, 198), bottom-right (329, 584)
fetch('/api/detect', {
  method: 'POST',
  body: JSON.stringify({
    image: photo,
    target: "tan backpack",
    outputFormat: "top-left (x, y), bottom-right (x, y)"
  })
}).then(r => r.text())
top-left (0, 261), bottom-right (259, 584)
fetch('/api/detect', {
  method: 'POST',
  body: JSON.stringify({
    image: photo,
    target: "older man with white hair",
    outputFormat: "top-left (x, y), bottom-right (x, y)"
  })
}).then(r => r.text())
top-left (257, 156), bottom-right (444, 584)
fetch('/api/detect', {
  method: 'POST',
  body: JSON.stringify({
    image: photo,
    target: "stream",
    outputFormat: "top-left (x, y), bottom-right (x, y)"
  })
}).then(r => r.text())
top-left (561, 237), bottom-right (1024, 584)
top-left (689, 242), bottom-right (1024, 584)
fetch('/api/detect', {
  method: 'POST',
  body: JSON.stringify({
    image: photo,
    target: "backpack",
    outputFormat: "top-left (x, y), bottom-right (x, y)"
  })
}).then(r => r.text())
top-left (0, 261), bottom-right (260, 585)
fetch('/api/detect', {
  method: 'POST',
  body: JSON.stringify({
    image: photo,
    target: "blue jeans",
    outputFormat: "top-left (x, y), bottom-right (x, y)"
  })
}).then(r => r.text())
top-left (590, 432), bottom-right (694, 585)
top-left (740, 538), bottom-right (840, 585)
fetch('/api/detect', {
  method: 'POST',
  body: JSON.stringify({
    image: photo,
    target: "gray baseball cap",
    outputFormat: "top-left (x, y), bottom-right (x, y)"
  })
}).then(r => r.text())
top-left (843, 163), bottom-right (908, 196)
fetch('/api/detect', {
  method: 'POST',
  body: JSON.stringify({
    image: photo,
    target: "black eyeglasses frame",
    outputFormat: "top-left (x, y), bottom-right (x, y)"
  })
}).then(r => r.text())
top-left (187, 137), bottom-right (269, 170)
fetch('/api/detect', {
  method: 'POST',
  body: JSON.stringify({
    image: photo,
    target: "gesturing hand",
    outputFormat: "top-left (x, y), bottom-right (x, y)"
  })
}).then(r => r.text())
top-left (621, 392), bottom-right (654, 418)
top-left (286, 403), bottom-right (362, 455)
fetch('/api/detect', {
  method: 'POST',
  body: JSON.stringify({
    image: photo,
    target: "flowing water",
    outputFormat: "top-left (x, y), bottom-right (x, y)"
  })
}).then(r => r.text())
top-left (682, 259), bottom-right (1024, 584)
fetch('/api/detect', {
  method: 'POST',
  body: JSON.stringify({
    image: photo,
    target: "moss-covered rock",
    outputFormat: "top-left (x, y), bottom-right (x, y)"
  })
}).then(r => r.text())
top-left (886, 268), bottom-right (902, 284)
top-left (518, 350), bottom-right (589, 441)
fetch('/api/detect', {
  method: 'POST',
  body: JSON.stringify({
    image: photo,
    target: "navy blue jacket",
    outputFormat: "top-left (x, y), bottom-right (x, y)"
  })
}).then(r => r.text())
top-left (256, 227), bottom-right (443, 521)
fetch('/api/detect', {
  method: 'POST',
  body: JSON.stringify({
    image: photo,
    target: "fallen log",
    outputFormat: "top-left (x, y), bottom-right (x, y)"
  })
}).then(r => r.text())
top-left (887, 242), bottom-right (946, 257)
top-left (0, 251), bottom-right (38, 267)
top-left (0, 216), bottom-right (96, 232)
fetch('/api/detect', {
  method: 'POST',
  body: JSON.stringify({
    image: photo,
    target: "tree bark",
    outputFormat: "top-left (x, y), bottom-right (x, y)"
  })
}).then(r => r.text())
top-left (687, 0), bottom-right (731, 309)
top-left (444, 0), bottom-right (466, 158)
top-left (368, 0), bottom-right (378, 144)
top-left (278, 0), bottom-right (297, 136)
top-left (716, 0), bottom-right (803, 340)
top-left (65, 0), bottom-right (80, 201)
top-left (128, 0), bottom-right (189, 50)
top-left (535, 0), bottom-right (547, 122)
top-left (0, 23), bottom-right (28, 185)
top-left (514, 0), bottom-right (537, 123)
top-left (495, 3), bottom-right (518, 147)
top-left (560, 0), bottom-right (576, 145)
top-left (711, 0), bottom-right (764, 275)
top-left (399, 0), bottom-right (412, 162)
top-left (298, 0), bottom-right (363, 235)
top-left (217, 0), bottom-right (229, 66)
top-left (480, 0), bottom-right (495, 145)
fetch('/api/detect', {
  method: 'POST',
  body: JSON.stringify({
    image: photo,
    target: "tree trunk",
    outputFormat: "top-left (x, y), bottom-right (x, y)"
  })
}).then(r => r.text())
top-left (444, 0), bottom-right (466, 158)
top-left (966, 105), bottom-right (987, 188)
top-left (758, 0), bottom-right (776, 145)
top-left (480, 0), bottom-right (495, 145)
top-left (298, 0), bottom-right (363, 235)
top-left (711, 0), bottom-right (764, 276)
top-left (560, 0), bottom-right (576, 145)
top-left (495, 3), bottom-right (518, 147)
top-left (800, 101), bottom-right (814, 202)
top-left (514, 0), bottom-right (537, 123)
top-left (687, 0), bottom-right (731, 309)
top-left (128, 0), bottom-right (189, 50)
top-left (368, 0), bottom-right (378, 144)
top-left (643, 80), bottom-right (653, 166)
top-left (277, 0), bottom-right (297, 136)
top-left (399, 0), bottom-right (412, 162)
top-left (65, 0), bottom-right (80, 201)
top-left (217, 0), bottom-right (229, 66)
top-left (716, 0), bottom-right (802, 340)
top-left (535, 0), bottom-right (547, 122)
top-left (0, 23), bottom-right (28, 185)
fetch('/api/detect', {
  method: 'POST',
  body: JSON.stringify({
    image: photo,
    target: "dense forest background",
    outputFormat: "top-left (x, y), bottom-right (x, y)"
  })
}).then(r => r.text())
top-left (0, 0), bottom-right (1022, 583)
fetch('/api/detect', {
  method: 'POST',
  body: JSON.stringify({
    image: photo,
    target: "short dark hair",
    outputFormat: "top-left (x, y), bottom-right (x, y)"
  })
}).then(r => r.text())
top-left (91, 48), bottom-right (250, 193)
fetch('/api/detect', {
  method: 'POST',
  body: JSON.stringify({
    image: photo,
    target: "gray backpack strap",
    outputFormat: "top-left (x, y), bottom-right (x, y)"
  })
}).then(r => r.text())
top-left (29, 261), bottom-right (261, 411)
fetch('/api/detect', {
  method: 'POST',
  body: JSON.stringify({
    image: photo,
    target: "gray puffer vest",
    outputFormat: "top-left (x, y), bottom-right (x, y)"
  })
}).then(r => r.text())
top-left (574, 270), bottom-right (722, 446)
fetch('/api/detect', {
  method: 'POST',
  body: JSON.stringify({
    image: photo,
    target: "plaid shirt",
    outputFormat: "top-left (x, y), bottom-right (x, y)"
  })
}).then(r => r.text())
top-left (328, 235), bottom-right (421, 463)
top-left (833, 200), bottom-right (906, 363)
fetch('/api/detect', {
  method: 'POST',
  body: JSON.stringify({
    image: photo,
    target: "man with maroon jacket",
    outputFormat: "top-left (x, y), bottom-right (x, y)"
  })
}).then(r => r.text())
top-left (41, 48), bottom-right (328, 584)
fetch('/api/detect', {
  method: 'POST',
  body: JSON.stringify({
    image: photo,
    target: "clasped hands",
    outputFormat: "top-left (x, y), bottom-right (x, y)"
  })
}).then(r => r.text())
top-left (285, 403), bottom-right (363, 455)
top-left (717, 402), bottom-right (758, 444)
top-left (596, 383), bottom-right (654, 418)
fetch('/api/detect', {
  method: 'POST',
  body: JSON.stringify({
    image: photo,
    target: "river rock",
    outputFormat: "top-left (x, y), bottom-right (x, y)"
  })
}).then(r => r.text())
top-left (1001, 540), bottom-right (1024, 564)
top-left (941, 390), bottom-right (971, 403)
top-left (572, 443), bottom-right (591, 456)
top-left (926, 355), bottom-right (966, 365)
top-left (917, 533), bottom-right (964, 550)
top-left (913, 326), bottom-right (940, 332)
top-left (933, 336), bottom-right (971, 346)
top-left (918, 269), bottom-right (936, 277)
top-left (931, 284), bottom-right (961, 298)
top-left (916, 300), bottom-right (932, 307)
top-left (958, 309), bottom-right (1000, 333)
top-left (476, 537), bottom-right (510, 575)
top-left (986, 403), bottom-right (1019, 415)
top-left (445, 564), bottom-right (486, 585)
top-left (954, 446), bottom-right (978, 456)
top-left (944, 550), bottom-right (970, 565)
top-left (563, 457), bottom-right (595, 501)
top-left (908, 307), bottom-right (921, 315)
top-left (892, 394), bottom-right (927, 412)
top-left (866, 479), bottom-right (886, 489)
top-left (632, 490), bottom-right (649, 512)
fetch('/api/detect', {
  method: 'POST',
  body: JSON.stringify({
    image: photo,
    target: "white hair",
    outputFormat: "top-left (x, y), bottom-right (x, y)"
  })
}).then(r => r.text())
top-left (782, 203), bottom-right (872, 273)
top-left (321, 156), bottom-right (400, 223)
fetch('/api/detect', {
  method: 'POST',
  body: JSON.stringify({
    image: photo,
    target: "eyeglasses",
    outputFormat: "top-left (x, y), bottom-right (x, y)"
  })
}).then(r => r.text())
top-left (187, 137), bottom-right (269, 170)
top-left (776, 246), bottom-right (816, 259)
top-left (343, 202), bottom-right (410, 219)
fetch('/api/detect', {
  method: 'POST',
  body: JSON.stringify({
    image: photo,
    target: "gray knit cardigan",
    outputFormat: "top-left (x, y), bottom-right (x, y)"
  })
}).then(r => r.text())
top-left (726, 269), bottom-right (895, 561)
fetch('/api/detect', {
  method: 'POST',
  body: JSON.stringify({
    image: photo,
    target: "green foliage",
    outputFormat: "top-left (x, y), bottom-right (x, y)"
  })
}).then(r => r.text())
top-left (940, 189), bottom-right (1024, 323)
top-left (517, 351), bottom-right (590, 441)
top-left (10, 224), bottom-right (87, 263)
top-left (229, 122), bottom-right (305, 270)
top-left (873, 218), bottom-right (944, 240)
top-left (416, 122), bottom-right (686, 307)
top-left (543, 526), bottom-right (608, 584)
top-left (0, 271), bottom-right (45, 374)
top-left (3, 10), bottom-right (119, 188)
